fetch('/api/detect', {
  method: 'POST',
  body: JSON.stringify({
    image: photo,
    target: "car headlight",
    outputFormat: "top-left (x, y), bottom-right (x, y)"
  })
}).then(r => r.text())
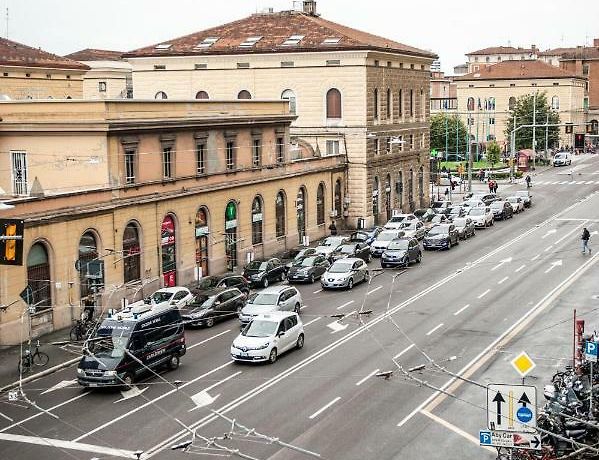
top-left (251, 273), bottom-right (264, 280)
top-left (256, 342), bottom-right (270, 350)
top-left (77, 368), bottom-right (84, 375)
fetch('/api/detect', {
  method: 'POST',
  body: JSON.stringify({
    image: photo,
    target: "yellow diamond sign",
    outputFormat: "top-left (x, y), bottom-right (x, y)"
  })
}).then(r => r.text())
top-left (511, 351), bottom-right (536, 378)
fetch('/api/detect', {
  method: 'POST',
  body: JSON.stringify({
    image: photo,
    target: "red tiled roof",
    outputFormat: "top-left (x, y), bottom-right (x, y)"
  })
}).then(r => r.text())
top-left (124, 10), bottom-right (436, 59)
top-left (559, 47), bottom-right (599, 61)
top-left (65, 48), bottom-right (124, 62)
top-left (454, 60), bottom-right (584, 81)
top-left (0, 37), bottom-right (89, 70)
top-left (466, 46), bottom-right (535, 56)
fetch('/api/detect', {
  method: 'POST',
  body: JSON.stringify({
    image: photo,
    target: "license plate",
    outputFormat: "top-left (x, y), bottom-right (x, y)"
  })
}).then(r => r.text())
top-left (89, 383), bottom-right (98, 387)
top-left (240, 352), bottom-right (248, 357)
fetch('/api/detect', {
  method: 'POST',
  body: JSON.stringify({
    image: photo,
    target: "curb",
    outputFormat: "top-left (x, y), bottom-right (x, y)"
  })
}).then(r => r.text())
top-left (0, 356), bottom-right (80, 394)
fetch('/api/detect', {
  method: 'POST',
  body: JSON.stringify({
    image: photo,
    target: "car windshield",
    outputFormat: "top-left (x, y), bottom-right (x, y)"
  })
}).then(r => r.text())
top-left (197, 277), bottom-right (219, 290)
top-left (146, 291), bottom-right (172, 304)
top-left (432, 202), bottom-right (446, 209)
top-left (247, 293), bottom-right (280, 305)
top-left (377, 232), bottom-right (397, 241)
top-left (243, 320), bottom-right (278, 338)
top-left (194, 296), bottom-right (216, 309)
top-left (491, 202), bottom-right (502, 208)
top-left (329, 262), bottom-right (353, 273)
top-left (388, 216), bottom-right (404, 223)
top-left (431, 215), bottom-right (445, 223)
top-left (323, 237), bottom-right (344, 246)
top-left (388, 240), bottom-right (409, 250)
top-left (507, 197), bottom-right (518, 203)
top-left (450, 207), bottom-right (461, 214)
top-left (453, 218), bottom-right (467, 227)
top-left (294, 250), bottom-right (310, 260)
top-left (247, 261), bottom-right (268, 271)
top-left (351, 232), bottom-right (367, 241)
top-left (338, 245), bottom-right (356, 254)
top-left (414, 209), bottom-right (427, 217)
top-left (428, 226), bottom-right (448, 235)
top-left (295, 256), bottom-right (317, 267)
top-left (87, 321), bottom-right (133, 359)
top-left (400, 222), bottom-right (417, 230)
top-left (469, 208), bottom-right (484, 215)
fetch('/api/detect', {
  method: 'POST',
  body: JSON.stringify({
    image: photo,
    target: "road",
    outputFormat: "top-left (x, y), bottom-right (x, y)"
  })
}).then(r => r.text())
top-left (1, 154), bottom-right (599, 460)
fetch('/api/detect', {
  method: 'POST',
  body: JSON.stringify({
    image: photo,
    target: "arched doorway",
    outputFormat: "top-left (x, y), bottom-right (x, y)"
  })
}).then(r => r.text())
top-left (385, 174), bottom-right (392, 221)
top-left (123, 223), bottom-right (141, 283)
top-left (398, 171), bottom-right (404, 211)
top-left (27, 242), bottom-right (51, 311)
top-left (372, 176), bottom-right (380, 225)
top-left (225, 201), bottom-right (238, 271)
top-left (297, 187), bottom-right (307, 244)
top-left (195, 207), bottom-right (210, 278)
top-left (419, 166), bottom-right (425, 208)
top-left (252, 197), bottom-right (263, 245)
top-left (78, 231), bottom-right (101, 304)
top-left (161, 215), bottom-right (177, 287)
top-left (275, 192), bottom-right (286, 238)
top-left (408, 169), bottom-right (414, 211)
top-left (334, 179), bottom-right (342, 219)
top-left (316, 183), bottom-right (325, 226)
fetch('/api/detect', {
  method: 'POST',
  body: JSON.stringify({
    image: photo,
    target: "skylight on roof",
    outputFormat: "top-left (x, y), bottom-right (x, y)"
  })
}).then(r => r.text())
top-left (239, 36), bottom-right (263, 48)
top-left (323, 38), bottom-right (341, 45)
top-left (155, 43), bottom-right (172, 50)
top-left (282, 35), bottom-right (305, 46)
top-left (196, 37), bottom-right (220, 49)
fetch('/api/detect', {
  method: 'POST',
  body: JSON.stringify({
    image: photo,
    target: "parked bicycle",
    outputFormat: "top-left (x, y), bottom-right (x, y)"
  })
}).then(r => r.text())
top-left (18, 340), bottom-right (49, 374)
top-left (70, 318), bottom-right (97, 342)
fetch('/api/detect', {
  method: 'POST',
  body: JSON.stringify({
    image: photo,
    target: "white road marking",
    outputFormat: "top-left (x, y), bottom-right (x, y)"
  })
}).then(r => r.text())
top-left (426, 323), bottom-right (444, 336)
top-left (585, 181), bottom-right (595, 185)
top-left (367, 286), bottom-right (383, 295)
top-left (542, 229), bottom-right (557, 239)
top-left (309, 397), bottom-right (341, 419)
top-left (114, 385), bottom-right (148, 404)
top-left (189, 371), bottom-right (242, 411)
top-left (453, 304), bottom-right (470, 316)
top-left (574, 181), bottom-right (585, 185)
top-left (0, 433), bottom-right (138, 458)
top-left (515, 265), bottom-right (526, 273)
top-left (40, 379), bottom-right (77, 395)
top-left (477, 289), bottom-right (491, 299)
top-left (531, 254), bottom-right (541, 261)
top-left (188, 330), bottom-right (231, 350)
top-left (336, 300), bottom-right (354, 310)
top-left (355, 369), bottom-right (380, 386)
top-left (491, 257), bottom-right (512, 271)
top-left (544, 245), bottom-right (554, 252)
top-left (554, 221), bottom-right (588, 245)
top-left (313, 289), bottom-right (323, 294)
top-left (545, 260), bottom-right (563, 274)
top-left (558, 181), bottom-right (568, 184)
top-left (394, 344), bottom-right (415, 360)
top-left (327, 321), bottom-right (349, 333)
top-left (420, 410), bottom-right (495, 452)
top-left (300, 305), bottom-right (309, 310)
top-left (303, 317), bottom-right (322, 327)
top-left (497, 276), bottom-right (509, 285)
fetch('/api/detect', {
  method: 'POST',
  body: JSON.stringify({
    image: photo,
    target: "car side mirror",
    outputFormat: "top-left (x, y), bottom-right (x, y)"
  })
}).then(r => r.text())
top-left (277, 331), bottom-right (285, 337)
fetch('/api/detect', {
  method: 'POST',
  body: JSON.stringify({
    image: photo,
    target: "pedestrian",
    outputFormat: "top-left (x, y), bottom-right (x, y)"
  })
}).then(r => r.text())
top-left (525, 175), bottom-right (532, 188)
top-left (493, 181), bottom-right (499, 194)
top-left (328, 220), bottom-right (337, 236)
top-left (488, 179), bottom-right (493, 193)
top-left (444, 187), bottom-right (450, 199)
top-left (479, 169), bottom-right (485, 182)
top-left (581, 227), bottom-right (592, 254)
top-left (569, 168), bottom-right (574, 181)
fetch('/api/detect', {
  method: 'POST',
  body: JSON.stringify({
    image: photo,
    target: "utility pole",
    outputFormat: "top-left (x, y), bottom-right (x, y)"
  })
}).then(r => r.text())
top-left (532, 91), bottom-right (537, 170)
top-left (545, 113), bottom-right (549, 160)
top-left (445, 115), bottom-right (448, 160)
top-left (467, 113), bottom-right (472, 192)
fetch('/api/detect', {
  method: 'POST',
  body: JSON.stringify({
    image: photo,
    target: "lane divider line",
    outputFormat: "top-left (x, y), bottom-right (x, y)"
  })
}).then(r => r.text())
top-left (303, 317), bottom-right (322, 327)
top-left (309, 397), bottom-right (341, 419)
top-left (426, 323), bottom-right (444, 336)
top-left (368, 286), bottom-right (383, 295)
top-left (454, 305), bottom-right (470, 316)
top-left (420, 410), bottom-right (495, 453)
top-left (188, 330), bottom-right (231, 350)
top-left (337, 300), bottom-right (355, 310)
top-left (477, 289), bottom-right (491, 299)
top-left (394, 344), bottom-right (415, 360)
top-left (355, 369), bottom-right (380, 386)
top-left (514, 265), bottom-right (526, 273)
top-left (497, 277), bottom-right (509, 285)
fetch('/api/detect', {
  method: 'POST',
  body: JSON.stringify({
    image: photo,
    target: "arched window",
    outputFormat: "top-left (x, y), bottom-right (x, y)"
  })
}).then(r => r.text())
top-left (398, 89), bottom-right (403, 117)
top-left (551, 96), bottom-right (560, 110)
top-left (161, 215), bottom-right (177, 287)
top-left (386, 88), bottom-right (392, 120)
top-left (252, 196), bottom-right (263, 245)
top-left (374, 88), bottom-right (379, 120)
top-left (237, 90), bottom-right (252, 100)
top-left (27, 242), bottom-right (51, 311)
top-left (195, 207), bottom-right (210, 277)
top-left (275, 191), bottom-right (286, 238)
top-left (326, 88), bottom-right (342, 119)
top-left (281, 89), bottom-right (297, 115)
top-left (508, 97), bottom-right (517, 111)
top-left (155, 91), bottom-right (168, 100)
top-left (334, 179), bottom-right (342, 219)
top-left (195, 91), bottom-right (209, 100)
top-left (372, 176), bottom-right (380, 222)
top-left (316, 183), bottom-right (325, 225)
top-left (488, 97), bottom-right (496, 110)
top-left (384, 174), bottom-right (392, 221)
top-left (78, 231), bottom-right (100, 302)
top-left (467, 97), bottom-right (475, 111)
top-left (123, 222), bottom-right (141, 283)
top-left (225, 202), bottom-right (238, 270)
top-left (297, 187), bottom-right (307, 242)
top-left (419, 166), bottom-right (425, 206)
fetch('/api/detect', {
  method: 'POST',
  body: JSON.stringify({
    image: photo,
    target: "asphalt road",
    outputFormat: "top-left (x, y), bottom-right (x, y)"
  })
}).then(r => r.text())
top-left (1, 154), bottom-right (599, 460)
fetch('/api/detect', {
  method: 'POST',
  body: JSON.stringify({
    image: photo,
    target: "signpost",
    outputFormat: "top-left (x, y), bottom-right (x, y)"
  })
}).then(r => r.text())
top-left (480, 431), bottom-right (541, 451)
top-left (585, 341), bottom-right (597, 419)
top-left (487, 384), bottom-right (537, 432)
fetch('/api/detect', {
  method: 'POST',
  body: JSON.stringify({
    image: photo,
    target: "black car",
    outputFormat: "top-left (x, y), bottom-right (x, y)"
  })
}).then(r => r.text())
top-left (381, 238), bottom-right (422, 268)
top-left (414, 208), bottom-right (436, 223)
top-left (181, 287), bottom-right (246, 327)
top-left (287, 255), bottom-right (330, 283)
top-left (489, 201), bottom-right (514, 220)
top-left (242, 258), bottom-right (286, 288)
top-left (196, 273), bottom-right (250, 295)
top-left (349, 226), bottom-right (383, 246)
top-left (330, 242), bottom-right (372, 263)
top-left (452, 217), bottom-right (476, 239)
top-left (432, 201), bottom-right (452, 215)
top-left (283, 247), bottom-right (318, 272)
top-left (423, 224), bottom-right (459, 250)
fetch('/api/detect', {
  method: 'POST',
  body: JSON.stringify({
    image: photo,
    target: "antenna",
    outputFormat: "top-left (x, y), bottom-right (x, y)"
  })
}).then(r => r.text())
top-left (5, 6), bottom-right (8, 39)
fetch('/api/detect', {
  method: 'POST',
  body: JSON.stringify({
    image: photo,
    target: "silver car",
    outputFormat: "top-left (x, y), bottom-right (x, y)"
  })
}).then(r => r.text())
top-left (468, 207), bottom-right (494, 228)
top-left (238, 286), bottom-right (302, 329)
top-left (399, 220), bottom-right (426, 240)
top-left (314, 236), bottom-right (349, 258)
top-left (371, 229), bottom-right (403, 256)
top-left (506, 196), bottom-right (525, 214)
top-left (321, 258), bottom-right (369, 290)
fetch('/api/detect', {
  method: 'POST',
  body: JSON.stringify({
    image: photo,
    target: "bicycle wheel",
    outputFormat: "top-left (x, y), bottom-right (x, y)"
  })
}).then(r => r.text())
top-left (33, 351), bottom-right (49, 367)
top-left (18, 356), bottom-right (32, 374)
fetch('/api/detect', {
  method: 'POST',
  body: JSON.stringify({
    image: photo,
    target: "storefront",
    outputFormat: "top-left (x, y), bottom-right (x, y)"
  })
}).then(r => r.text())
top-left (161, 215), bottom-right (177, 287)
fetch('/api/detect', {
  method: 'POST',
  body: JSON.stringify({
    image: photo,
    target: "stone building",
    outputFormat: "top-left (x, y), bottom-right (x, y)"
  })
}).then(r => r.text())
top-left (0, 100), bottom-right (344, 345)
top-left (123, 1), bottom-right (436, 226)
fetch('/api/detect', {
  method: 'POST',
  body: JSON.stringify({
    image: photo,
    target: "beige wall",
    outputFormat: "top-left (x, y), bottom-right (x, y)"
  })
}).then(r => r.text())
top-left (0, 66), bottom-right (84, 100)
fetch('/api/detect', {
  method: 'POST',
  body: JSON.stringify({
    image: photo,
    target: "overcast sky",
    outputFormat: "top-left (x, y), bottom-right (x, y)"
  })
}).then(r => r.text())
top-left (4, 0), bottom-right (599, 73)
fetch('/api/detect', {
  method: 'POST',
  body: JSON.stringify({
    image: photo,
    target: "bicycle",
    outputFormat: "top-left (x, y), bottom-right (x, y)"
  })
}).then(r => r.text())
top-left (18, 340), bottom-right (49, 374)
top-left (70, 318), bottom-right (97, 341)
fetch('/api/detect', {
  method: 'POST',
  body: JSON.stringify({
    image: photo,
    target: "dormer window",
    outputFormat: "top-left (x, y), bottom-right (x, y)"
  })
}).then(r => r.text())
top-left (282, 35), bottom-right (305, 46)
top-left (155, 43), bottom-right (172, 50)
top-left (240, 36), bottom-right (263, 48)
top-left (322, 38), bottom-right (341, 45)
top-left (196, 37), bottom-right (219, 49)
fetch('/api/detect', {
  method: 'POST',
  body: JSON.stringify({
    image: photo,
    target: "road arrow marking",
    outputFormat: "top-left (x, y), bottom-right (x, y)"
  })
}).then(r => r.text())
top-left (189, 391), bottom-right (220, 411)
top-left (327, 321), bottom-right (349, 334)
top-left (545, 260), bottom-right (563, 274)
top-left (114, 385), bottom-right (148, 403)
top-left (491, 257), bottom-right (512, 271)
top-left (41, 379), bottom-right (77, 394)
top-left (542, 229), bottom-right (557, 239)
top-left (492, 392), bottom-right (505, 426)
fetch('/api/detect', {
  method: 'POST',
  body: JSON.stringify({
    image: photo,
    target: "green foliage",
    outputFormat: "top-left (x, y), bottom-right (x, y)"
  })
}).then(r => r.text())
top-left (486, 141), bottom-right (501, 167)
top-left (504, 92), bottom-right (560, 151)
top-left (430, 113), bottom-right (469, 157)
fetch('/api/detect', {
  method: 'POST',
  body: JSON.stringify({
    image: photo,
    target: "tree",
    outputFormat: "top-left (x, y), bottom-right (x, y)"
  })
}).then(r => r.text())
top-left (504, 92), bottom-right (560, 152)
top-left (430, 113), bottom-right (468, 160)
top-left (486, 141), bottom-right (501, 168)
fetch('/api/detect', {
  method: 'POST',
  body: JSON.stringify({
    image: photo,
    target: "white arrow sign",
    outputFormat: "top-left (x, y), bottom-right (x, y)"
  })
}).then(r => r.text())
top-left (545, 260), bottom-right (563, 274)
top-left (491, 257), bottom-right (513, 271)
top-left (114, 385), bottom-right (148, 403)
top-left (327, 321), bottom-right (349, 334)
top-left (592, 231), bottom-right (599, 236)
top-left (189, 390), bottom-right (220, 411)
top-left (542, 229), bottom-right (557, 239)
top-left (41, 379), bottom-right (77, 394)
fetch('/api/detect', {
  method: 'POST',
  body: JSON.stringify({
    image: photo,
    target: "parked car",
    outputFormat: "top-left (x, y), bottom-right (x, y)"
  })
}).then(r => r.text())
top-left (242, 258), bottom-right (286, 288)
top-left (238, 286), bottom-right (302, 329)
top-left (425, 214), bottom-right (450, 229)
top-left (330, 242), bottom-right (372, 263)
top-left (506, 196), bottom-right (525, 214)
top-left (461, 200), bottom-right (486, 211)
top-left (413, 208), bottom-right (436, 223)
top-left (399, 220), bottom-right (427, 240)
top-left (196, 274), bottom-right (250, 296)
top-left (384, 213), bottom-right (417, 230)
top-left (130, 287), bottom-right (194, 310)
top-left (283, 247), bottom-right (318, 272)
top-left (287, 255), bottom-right (330, 284)
top-left (448, 206), bottom-right (467, 219)
top-left (431, 201), bottom-right (452, 215)
top-left (490, 201), bottom-right (514, 220)
top-left (468, 207), bottom-right (494, 228)
top-left (381, 238), bottom-right (422, 268)
top-left (514, 190), bottom-right (532, 208)
top-left (371, 229), bottom-right (404, 257)
top-left (552, 152), bottom-right (572, 166)
top-left (314, 236), bottom-right (350, 259)
top-left (349, 227), bottom-right (384, 246)
top-left (181, 287), bottom-right (246, 327)
top-left (321, 258), bottom-right (369, 290)
top-left (231, 311), bottom-right (304, 364)
top-left (452, 217), bottom-right (476, 240)
top-left (465, 193), bottom-right (500, 205)
top-left (423, 224), bottom-right (459, 250)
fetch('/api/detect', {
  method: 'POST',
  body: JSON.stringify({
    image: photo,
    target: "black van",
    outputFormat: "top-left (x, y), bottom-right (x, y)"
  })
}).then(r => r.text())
top-left (77, 304), bottom-right (186, 387)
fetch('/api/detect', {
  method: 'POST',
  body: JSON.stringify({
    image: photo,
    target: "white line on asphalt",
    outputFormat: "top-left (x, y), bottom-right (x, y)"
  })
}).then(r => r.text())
top-left (313, 289), bottom-right (322, 294)
top-left (497, 276), bottom-right (509, 285)
top-left (477, 289), bottom-right (491, 299)
top-left (586, 181), bottom-right (595, 185)
top-left (426, 323), bottom-right (444, 336)
top-left (453, 304), bottom-right (470, 316)
top-left (420, 410), bottom-right (495, 453)
top-left (394, 344), bottom-right (415, 360)
top-left (515, 265), bottom-right (526, 273)
top-left (544, 245), bottom-right (554, 252)
top-left (300, 305), bottom-right (309, 310)
top-left (531, 254), bottom-right (541, 261)
top-left (336, 300), bottom-right (355, 310)
top-left (303, 317), bottom-right (322, 327)
top-left (308, 397), bottom-right (341, 419)
top-left (188, 330), bottom-right (231, 350)
top-left (355, 369), bottom-right (380, 386)
top-left (558, 181), bottom-right (568, 184)
top-left (203, 371), bottom-right (241, 393)
top-left (554, 221), bottom-right (588, 245)
top-left (368, 286), bottom-right (382, 295)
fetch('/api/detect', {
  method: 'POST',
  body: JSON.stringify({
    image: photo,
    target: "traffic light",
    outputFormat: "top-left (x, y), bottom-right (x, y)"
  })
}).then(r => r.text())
top-left (0, 219), bottom-right (24, 266)
top-left (565, 123), bottom-right (573, 134)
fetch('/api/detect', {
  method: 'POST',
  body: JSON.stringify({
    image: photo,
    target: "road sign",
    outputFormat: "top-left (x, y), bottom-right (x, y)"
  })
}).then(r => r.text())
top-left (511, 351), bottom-right (536, 378)
top-left (479, 430), bottom-right (541, 451)
top-left (585, 341), bottom-right (598, 363)
top-left (487, 384), bottom-right (537, 432)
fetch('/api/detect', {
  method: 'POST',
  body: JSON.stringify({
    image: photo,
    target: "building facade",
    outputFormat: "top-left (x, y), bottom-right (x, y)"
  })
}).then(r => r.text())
top-left (465, 46), bottom-right (538, 73)
top-left (430, 71), bottom-right (457, 113)
top-left (0, 100), bottom-right (344, 345)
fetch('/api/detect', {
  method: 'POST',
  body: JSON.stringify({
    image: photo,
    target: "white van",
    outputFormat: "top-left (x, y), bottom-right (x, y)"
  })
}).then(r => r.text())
top-left (552, 152), bottom-right (572, 167)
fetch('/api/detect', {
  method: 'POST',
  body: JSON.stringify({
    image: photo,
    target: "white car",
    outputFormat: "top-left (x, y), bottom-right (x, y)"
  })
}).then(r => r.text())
top-left (514, 190), bottom-right (532, 208)
top-left (399, 220), bottom-right (426, 240)
top-left (552, 152), bottom-right (572, 166)
top-left (461, 200), bottom-right (486, 210)
top-left (384, 214), bottom-right (417, 230)
top-left (321, 258), bottom-right (369, 290)
top-left (371, 229), bottom-right (404, 256)
top-left (506, 196), bottom-right (525, 214)
top-left (238, 286), bottom-right (302, 329)
top-left (231, 311), bottom-right (304, 364)
top-left (130, 287), bottom-right (194, 309)
top-left (467, 207), bottom-right (494, 228)
top-left (314, 236), bottom-right (349, 258)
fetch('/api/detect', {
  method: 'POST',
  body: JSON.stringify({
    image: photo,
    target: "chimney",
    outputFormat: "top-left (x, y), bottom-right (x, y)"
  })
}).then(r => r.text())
top-left (303, 0), bottom-right (317, 15)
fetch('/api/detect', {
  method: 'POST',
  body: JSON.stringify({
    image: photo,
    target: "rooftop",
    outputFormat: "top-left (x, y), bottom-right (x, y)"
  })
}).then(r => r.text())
top-left (454, 60), bottom-right (584, 81)
top-left (0, 37), bottom-right (89, 71)
top-left (466, 46), bottom-right (535, 56)
top-left (65, 48), bottom-right (124, 62)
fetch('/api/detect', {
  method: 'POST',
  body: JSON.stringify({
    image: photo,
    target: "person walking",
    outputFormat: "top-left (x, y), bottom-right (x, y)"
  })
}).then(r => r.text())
top-left (328, 220), bottom-right (337, 236)
top-left (581, 228), bottom-right (592, 254)
top-left (479, 169), bottom-right (485, 182)
top-left (493, 181), bottom-right (499, 194)
top-left (444, 187), bottom-right (450, 200)
top-left (488, 179), bottom-right (493, 193)
top-left (525, 175), bottom-right (532, 188)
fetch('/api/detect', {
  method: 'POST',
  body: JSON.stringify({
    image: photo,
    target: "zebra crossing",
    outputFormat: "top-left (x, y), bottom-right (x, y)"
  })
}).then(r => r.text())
top-left (532, 178), bottom-right (599, 186)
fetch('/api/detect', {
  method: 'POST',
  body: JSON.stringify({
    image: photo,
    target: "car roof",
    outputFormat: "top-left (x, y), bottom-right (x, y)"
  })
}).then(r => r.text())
top-left (190, 286), bottom-right (228, 296)
top-left (257, 285), bottom-right (296, 294)
top-left (334, 257), bottom-right (363, 263)
top-left (155, 287), bottom-right (188, 294)
top-left (254, 311), bottom-right (298, 321)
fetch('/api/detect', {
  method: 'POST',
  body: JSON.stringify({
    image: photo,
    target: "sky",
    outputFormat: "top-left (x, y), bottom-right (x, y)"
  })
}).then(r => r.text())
top-left (4, 0), bottom-right (599, 74)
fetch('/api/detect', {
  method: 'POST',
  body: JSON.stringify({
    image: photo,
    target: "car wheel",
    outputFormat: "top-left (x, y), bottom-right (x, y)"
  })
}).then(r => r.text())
top-left (294, 303), bottom-right (301, 314)
top-left (262, 278), bottom-right (269, 288)
top-left (280, 271), bottom-right (286, 282)
top-left (121, 372), bottom-right (134, 389)
top-left (447, 240), bottom-right (452, 249)
top-left (205, 317), bottom-right (215, 328)
top-left (268, 348), bottom-right (278, 364)
top-left (416, 252), bottom-right (422, 263)
top-left (381, 263), bottom-right (388, 269)
top-left (296, 334), bottom-right (304, 350)
top-left (347, 278), bottom-right (354, 290)
top-left (402, 257), bottom-right (409, 267)
top-left (309, 274), bottom-right (315, 284)
top-left (363, 271), bottom-right (370, 283)
top-left (167, 354), bottom-right (180, 371)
